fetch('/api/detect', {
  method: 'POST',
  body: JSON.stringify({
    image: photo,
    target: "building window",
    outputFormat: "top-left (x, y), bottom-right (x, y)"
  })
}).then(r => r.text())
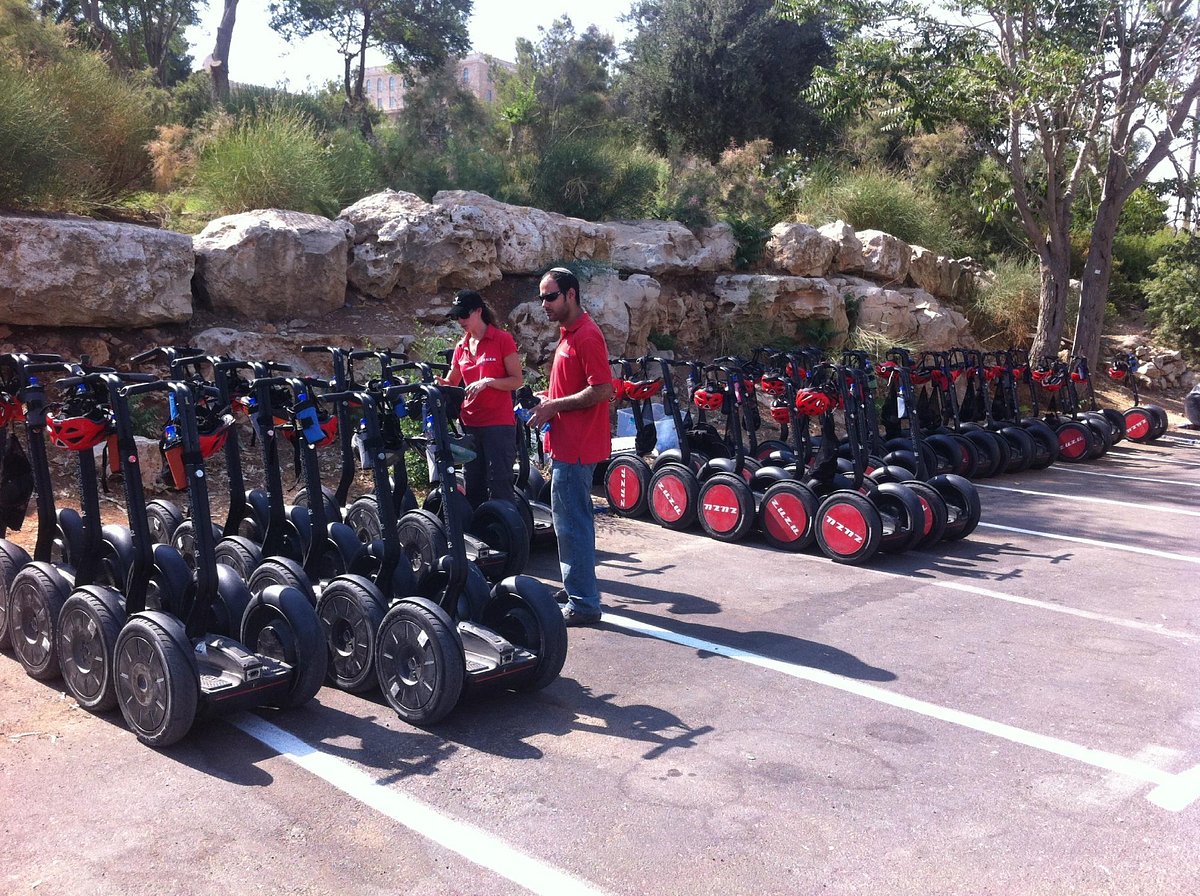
top-left (377, 78), bottom-right (382, 95)
top-left (462, 68), bottom-right (470, 84)
top-left (389, 96), bottom-right (395, 109)
top-left (365, 79), bottom-right (372, 93)
top-left (389, 76), bottom-right (396, 92)
top-left (486, 89), bottom-right (493, 102)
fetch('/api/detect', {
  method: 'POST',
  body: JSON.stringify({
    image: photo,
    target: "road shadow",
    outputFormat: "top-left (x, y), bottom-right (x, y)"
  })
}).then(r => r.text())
top-left (878, 537), bottom-right (1074, 584)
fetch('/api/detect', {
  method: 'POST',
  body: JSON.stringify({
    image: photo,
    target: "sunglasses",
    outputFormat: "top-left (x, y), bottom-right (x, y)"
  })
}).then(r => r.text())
top-left (539, 290), bottom-right (563, 302)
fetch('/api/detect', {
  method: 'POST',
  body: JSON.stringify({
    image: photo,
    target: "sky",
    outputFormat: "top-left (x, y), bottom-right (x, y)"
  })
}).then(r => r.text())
top-left (184, 1), bottom-right (636, 92)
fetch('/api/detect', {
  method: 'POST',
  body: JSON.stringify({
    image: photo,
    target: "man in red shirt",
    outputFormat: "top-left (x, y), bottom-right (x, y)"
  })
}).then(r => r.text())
top-left (528, 268), bottom-right (613, 625)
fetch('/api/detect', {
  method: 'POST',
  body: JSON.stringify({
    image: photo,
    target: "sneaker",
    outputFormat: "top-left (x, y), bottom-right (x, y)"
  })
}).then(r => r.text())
top-left (561, 605), bottom-right (602, 627)
top-left (552, 588), bottom-right (569, 605)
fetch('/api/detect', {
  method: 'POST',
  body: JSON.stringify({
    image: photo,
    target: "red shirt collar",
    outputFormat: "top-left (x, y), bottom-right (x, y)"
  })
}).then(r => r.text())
top-left (559, 312), bottom-right (591, 336)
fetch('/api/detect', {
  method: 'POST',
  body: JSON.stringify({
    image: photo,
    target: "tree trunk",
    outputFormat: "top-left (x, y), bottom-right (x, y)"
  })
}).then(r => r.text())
top-left (1073, 197), bottom-right (1122, 369)
top-left (210, 0), bottom-right (238, 103)
top-left (1029, 247), bottom-right (1073, 363)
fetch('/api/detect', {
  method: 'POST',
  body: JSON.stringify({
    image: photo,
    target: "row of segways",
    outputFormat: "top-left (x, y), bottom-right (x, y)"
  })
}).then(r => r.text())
top-left (602, 349), bottom-right (983, 565)
top-left (0, 347), bottom-right (567, 746)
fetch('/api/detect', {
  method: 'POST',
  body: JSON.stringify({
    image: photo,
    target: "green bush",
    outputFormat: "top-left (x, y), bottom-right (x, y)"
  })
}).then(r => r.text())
top-left (194, 107), bottom-right (336, 215)
top-left (1145, 233), bottom-right (1200, 354)
top-left (967, 255), bottom-right (1042, 348)
top-left (0, 61), bottom-right (68, 206)
top-left (528, 136), bottom-right (664, 220)
top-left (326, 128), bottom-right (384, 211)
top-left (790, 163), bottom-right (962, 256)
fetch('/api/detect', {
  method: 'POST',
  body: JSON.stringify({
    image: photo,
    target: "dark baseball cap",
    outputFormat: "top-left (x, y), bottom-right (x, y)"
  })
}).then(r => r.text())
top-left (447, 290), bottom-right (484, 320)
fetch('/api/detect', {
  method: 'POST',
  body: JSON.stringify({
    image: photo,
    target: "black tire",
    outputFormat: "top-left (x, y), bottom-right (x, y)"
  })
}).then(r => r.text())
top-left (316, 575), bottom-right (388, 692)
top-left (396, 509), bottom-right (450, 594)
top-left (1145, 404), bottom-right (1170, 439)
top-left (648, 463), bottom-right (700, 531)
top-left (58, 585), bottom-right (124, 711)
top-left (376, 597), bottom-right (465, 726)
top-left (815, 491), bottom-right (883, 565)
top-left (0, 540), bottom-right (32, 652)
top-left (511, 490), bottom-right (536, 543)
top-left (1056, 420), bottom-right (1098, 462)
top-left (1098, 408), bottom-right (1127, 445)
top-left (697, 472), bottom-right (755, 542)
top-left (996, 425), bottom-right (1036, 474)
top-left (113, 613), bottom-right (198, 747)
top-left (1123, 407), bottom-right (1160, 443)
top-left (214, 535), bottom-right (263, 579)
top-left (468, 500), bottom-right (530, 580)
top-left (898, 480), bottom-right (949, 549)
top-left (247, 556), bottom-right (316, 606)
top-left (757, 480), bottom-right (819, 552)
top-left (482, 575), bottom-right (568, 692)
top-left (927, 433), bottom-right (977, 479)
top-left (145, 499), bottom-right (183, 545)
top-left (293, 485), bottom-right (342, 523)
top-left (1020, 419), bottom-right (1060, 469)
top-left (170, 519), bottom-right (224, 571)
top-left (1081, 413), bottom-right (1115, 456)
top-left (871, 481), bottom-right (926, 553)
top-left (344, 495), bottom-right (382, 543)
top-left (930, 474), bottom-right (982, 541)
top-left (604, 455), bottom-right (651, 518)
top-left (964, 429), bottom-right (1007, 478)
top-left (753, 439), bottom-right (792, 463)
top-left (8, 561), bottom-right (72, 680)
top-left (146, 543), bottom-right (194, 617)
top-left (241, 584), bottom-right (328, 708)
top-left (98, 524), bottom-right (135, 592)
top-left (211, 564), bottom-right (254, 638)
top-left (54, 508), bottom-right (84, 567)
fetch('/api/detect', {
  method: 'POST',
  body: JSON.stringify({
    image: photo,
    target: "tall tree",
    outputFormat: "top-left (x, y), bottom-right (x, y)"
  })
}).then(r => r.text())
top-left (208, 0), bottom-right (237, 102)
top-left (268, 0), bottom-right (471, 137)
top-left (787, 0), bottom-right (1200, 366)
top-left (619, 0), bottom-right (833, 161)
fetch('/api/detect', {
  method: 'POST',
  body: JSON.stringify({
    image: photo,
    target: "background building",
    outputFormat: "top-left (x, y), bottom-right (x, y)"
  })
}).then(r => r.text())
top-left (364, 53), bottom-right (514, 117)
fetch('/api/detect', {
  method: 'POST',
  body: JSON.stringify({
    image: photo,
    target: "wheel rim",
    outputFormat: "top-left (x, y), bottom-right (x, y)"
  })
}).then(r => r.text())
top-left (820, 501), bottom-right (870, 556)
top-left (379, 618), bottom-right (439, 713)
top-left (606, 462), bottom-right (643, 511)
top-left (762, 491), bottom-right (810, 544)
top-left (116, 633), bottom-right (170, 735)
top-left (651, 471), bottom-right (690, 523)
top-left (60, 604), bottom-right (109, 702)
top-left (319, 592), bottom-right (374, 682)
top-left (701, 483), bottom-right (742, 534)
top-left (11, 581), bottom-right (53, 668)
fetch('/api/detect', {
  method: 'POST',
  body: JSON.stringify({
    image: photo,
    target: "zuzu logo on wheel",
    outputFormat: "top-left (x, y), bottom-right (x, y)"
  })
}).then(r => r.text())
top-left (821, 505), bottom-right (866, 555)
top-left (653, 477), bottom-right (685, 522)
top-left (701, 483), bottom-right (741, 533)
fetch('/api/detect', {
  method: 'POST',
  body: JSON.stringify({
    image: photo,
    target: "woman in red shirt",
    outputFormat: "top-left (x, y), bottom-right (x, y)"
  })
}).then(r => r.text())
top-left (442, 290), bottom-right (524, 507)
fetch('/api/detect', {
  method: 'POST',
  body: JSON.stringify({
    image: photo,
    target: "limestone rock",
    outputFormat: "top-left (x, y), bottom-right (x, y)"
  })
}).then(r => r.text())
top-left (819, 220), bottom-right (864, 274)
top-left (856, 230), bottom-right (911, 284)
top-left (907, 245), bottom-right (970, 301)
top-left (0, 216), bottom-right (193, 327)
top-left (836, 278), bottom-right (974, 351)
top-left (712, 274), bottom-right (850, 345)
top-left (605, 220), bottom-right (735, 274)
top-left (194, 210), bottom-right (352, 319)
top-left (764, 222), bottom-right (837, 277)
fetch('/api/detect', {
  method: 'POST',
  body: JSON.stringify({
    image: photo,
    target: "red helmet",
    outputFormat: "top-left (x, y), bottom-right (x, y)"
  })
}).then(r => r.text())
top-left (986, 365), bottom-right (1004, 382)
top-left (693, 385), bottom-right (724, 410)
top-left (310, 414), bottom-right (339, 449)
top-left (625, 378), bottom-right (662, 401)
top-left (909, 366), bottom-right (931, 385)
top-left (1107, 365), bottom-right (1127, 380)
top-left (46, 409), bottom-right (113, 451)
top-left (770, 397), bottom-right (791, 423)
top-left (758, 375), bottom-right (787, 396)
top-left (610, 377), bottom-right (628, 401)
top-left (794, 389), bottom-right (832, 416)
top-left (0, 396), bottom-right (22, 426)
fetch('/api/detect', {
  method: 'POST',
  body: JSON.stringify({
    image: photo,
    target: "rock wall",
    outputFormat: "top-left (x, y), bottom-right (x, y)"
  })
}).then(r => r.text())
top-left (1, 193), bottom-right (982, 369)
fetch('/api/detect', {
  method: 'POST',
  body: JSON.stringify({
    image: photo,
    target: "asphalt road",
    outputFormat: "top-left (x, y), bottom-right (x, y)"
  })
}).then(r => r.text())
top-left (3, 435), bottom-right (1200, 896)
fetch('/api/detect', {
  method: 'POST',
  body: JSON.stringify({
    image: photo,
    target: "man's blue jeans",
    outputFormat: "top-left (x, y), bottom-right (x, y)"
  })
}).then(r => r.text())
top-left (550, 460), bottom-right (600, 615)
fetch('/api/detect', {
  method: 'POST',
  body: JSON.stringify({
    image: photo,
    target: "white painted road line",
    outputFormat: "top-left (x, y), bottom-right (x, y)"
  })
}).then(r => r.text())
top-left (601, 612), bottom-right (1198, 811)
top-left (230, 715), bottom-right (612, 896)
top-left (856, 569), bottom-right (1200, 643)
top-left (975, 521), bottom-right (1200, 565)
top-left (976, 483), bottom-right (1200, 517)
top-left (1045, 464), bottom-right (1200, 488)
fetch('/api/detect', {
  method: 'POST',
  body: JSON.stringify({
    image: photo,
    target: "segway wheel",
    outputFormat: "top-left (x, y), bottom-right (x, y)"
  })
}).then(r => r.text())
top-left (58, 585), bottom-right (124, 711)
top-left (964, 429), bottom-right (1007, 478)
top-left (604, 455), bottom-right (651, 518)
top-left (0, 540), bottom-right (32, 652)
top-left (99, 524), bottom-right (135, 591)
top-left (246, 555), bottom-right (316, 606)
top-left (145, 499), bottom-right (183, 545)
top-left (396, 509), bottom-right (450, 595)
top-left (376, 597), bottom-right (465, 726)
top-left (1145, 404), bottom-right (1170, 439)
top-left (1123, 407), bottom-right (1159, 443)
top-left (1056, 420), bottom-right (1097, 462)
top-left (753, 439), bottom-right (792, 463)
top-left (996, 425), bottom-right (1036, 474)
top-left (1098, 408), bottom-right (1127, 445)
top-left (214, 535), bottom-right (263, 579)
top-left (54, 508), bottom-right (83, 567)
top-left (241, 584), bottom-right (328, 708)
top-left (815, 491), bottom-right (883, 565)
top-left (468, 500), bottom-right (530, 580)
top-left (870, 482), bottom-right (926, 553)
top-left (145, 543), bottom-right (193, 617)
top-left (293, 485), bottom-right (342, 524)
top-left (9, 562), bottom-right (72, 680)
top-left (897, 480), bottom-right (949, 549)
top-left (482, 576), bottom-right (568, 692)
top-left (511, 490), bottom-right (536, 542)
top-left (316, 575), bottom-right (388, 692)
top-left (697, 473), bottom-right (755, 542)
top-left (648, 463), bottom-right (700, 531)
top-left (1020, 420), bottom-right (1059, 469)
top-left (927, 433), bottom-right (977, 479)
top-left (170, 519), bottom-right (225, 571)
top-left (343, 495), bottom-right (382, 543)
top-left (212, 564), bottom-right (254, 638)
top-left (758, 480), bottom-right (818, 552)
top-left (114, 615), bottom-right (197, 747)
top-left (929, 474), bottom-right (982, 541)
top-left (1081, 413), bottom-right (1115, 457)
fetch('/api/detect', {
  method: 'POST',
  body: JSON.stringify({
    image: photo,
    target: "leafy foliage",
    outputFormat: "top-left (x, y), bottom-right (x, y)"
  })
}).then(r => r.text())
top-left (1145, 233), bottom-right (1200, 353)
top-left (966, 255), bottom-right (1043, 348)
top-left (620, 0), bottom-right (835, 161)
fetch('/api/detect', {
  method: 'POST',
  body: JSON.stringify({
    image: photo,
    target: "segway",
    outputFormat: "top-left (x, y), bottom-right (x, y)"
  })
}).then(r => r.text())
top-left (1107, 353), bottom-right (1169, 443)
